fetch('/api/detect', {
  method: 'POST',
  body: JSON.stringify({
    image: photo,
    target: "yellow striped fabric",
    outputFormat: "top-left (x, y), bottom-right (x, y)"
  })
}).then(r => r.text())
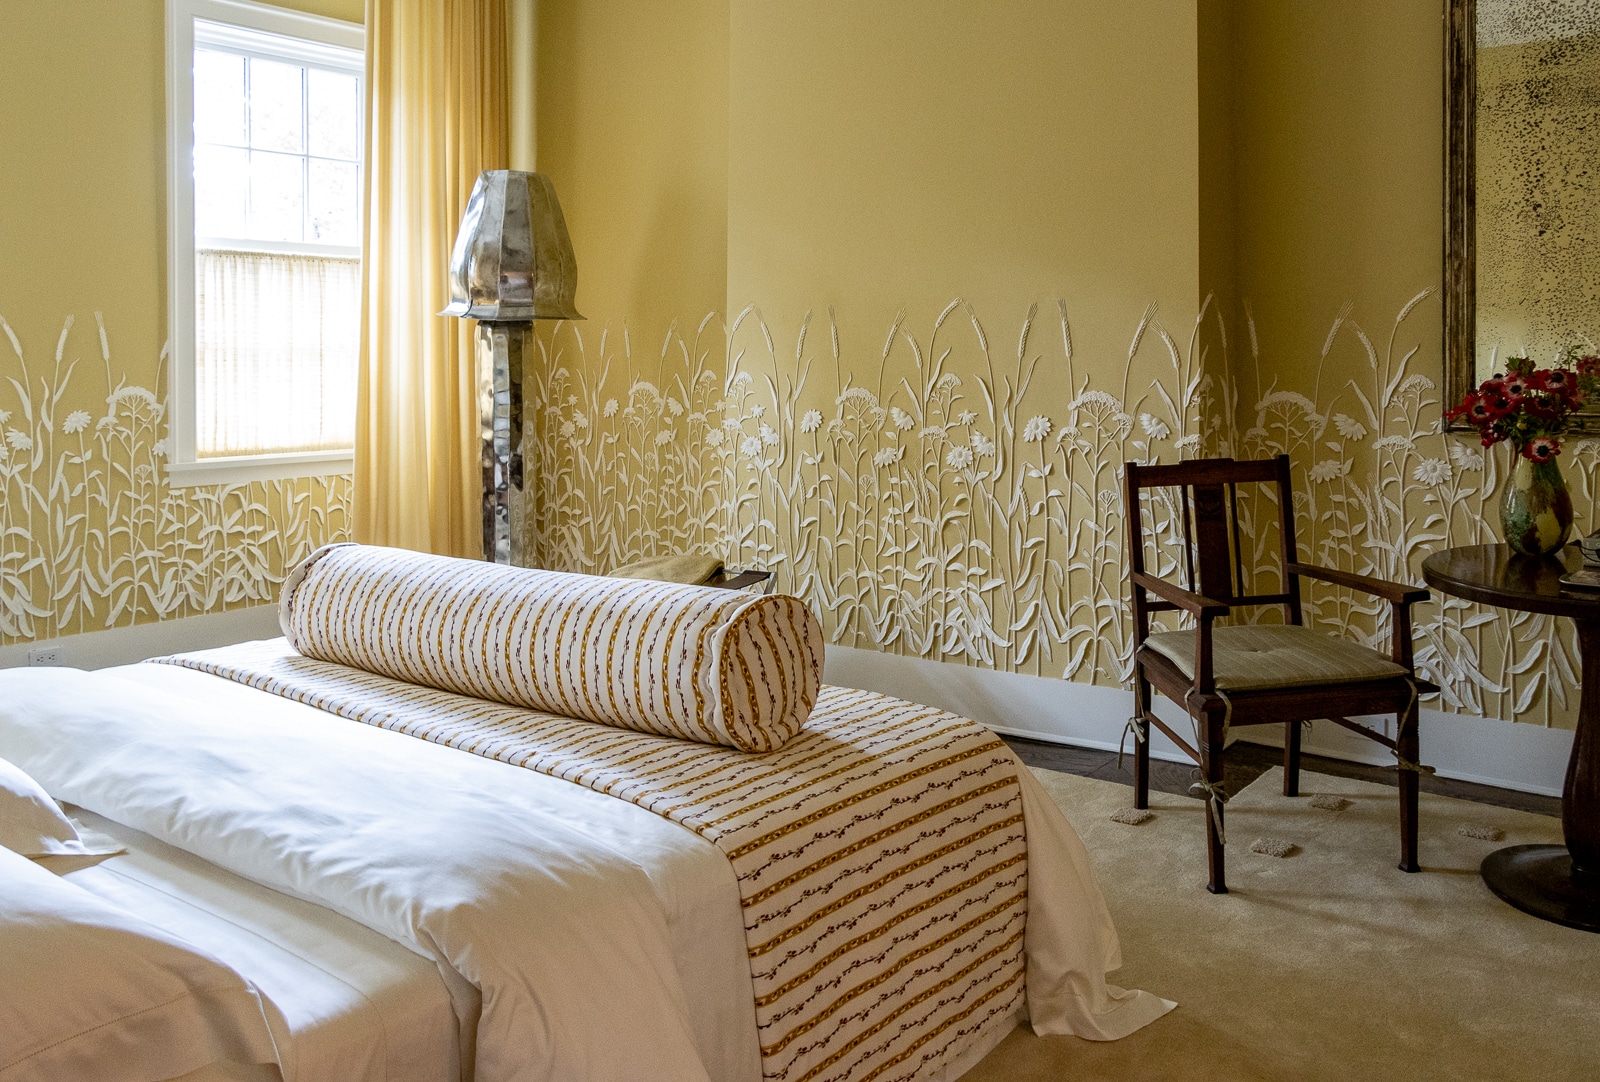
top-left (279, 544), bottom-right (823, 753)
top-left (152, 640), bottom-right (1028, 1082)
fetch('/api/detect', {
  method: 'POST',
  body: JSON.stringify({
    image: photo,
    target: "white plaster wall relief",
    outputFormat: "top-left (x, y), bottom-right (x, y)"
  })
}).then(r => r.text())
top-left (532, 296), bottom-right (1231, 686)
top-left (529, 290), bottom-right (1598, 730)
top-left (0, 313), bottom-right (352, 645)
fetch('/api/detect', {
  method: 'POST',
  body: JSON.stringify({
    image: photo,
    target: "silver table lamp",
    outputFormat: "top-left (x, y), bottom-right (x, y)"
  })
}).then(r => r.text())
top-left (442, 171), bottom-right (582, 564)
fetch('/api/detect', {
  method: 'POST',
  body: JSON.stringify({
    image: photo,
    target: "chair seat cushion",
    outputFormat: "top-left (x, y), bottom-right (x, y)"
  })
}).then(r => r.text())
top-left (1142, 624), bottom-right (1407, 691)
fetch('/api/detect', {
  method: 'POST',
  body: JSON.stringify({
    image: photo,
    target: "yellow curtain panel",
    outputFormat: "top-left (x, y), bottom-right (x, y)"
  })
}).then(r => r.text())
top-left (355, 0), bottom-right (507, 557)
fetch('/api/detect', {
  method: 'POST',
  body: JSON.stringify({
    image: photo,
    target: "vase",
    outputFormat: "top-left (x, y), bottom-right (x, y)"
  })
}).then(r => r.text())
top-left (1501, 454), bottom-right (1574, 556)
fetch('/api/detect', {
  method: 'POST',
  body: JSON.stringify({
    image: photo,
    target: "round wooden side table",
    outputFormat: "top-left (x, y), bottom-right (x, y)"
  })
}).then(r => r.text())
top-left (1421, 543), bottom-right (1600, 932)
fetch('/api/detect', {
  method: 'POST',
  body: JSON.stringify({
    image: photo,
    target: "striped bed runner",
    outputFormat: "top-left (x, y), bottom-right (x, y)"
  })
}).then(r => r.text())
top-left (152, 640), bottom-right (1028, 1082)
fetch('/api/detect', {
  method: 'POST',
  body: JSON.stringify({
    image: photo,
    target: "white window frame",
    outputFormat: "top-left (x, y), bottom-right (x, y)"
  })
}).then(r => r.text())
top-left (165, 0), bottom-right (364, 487)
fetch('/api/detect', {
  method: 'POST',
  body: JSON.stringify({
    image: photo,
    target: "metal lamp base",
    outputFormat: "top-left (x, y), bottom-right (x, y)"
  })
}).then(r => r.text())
top-left (476, 321), bottom-right (528, 564)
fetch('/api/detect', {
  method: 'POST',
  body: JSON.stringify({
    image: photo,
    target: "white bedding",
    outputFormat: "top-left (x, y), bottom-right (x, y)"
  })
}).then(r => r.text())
top-left (61, 808), bottom-right (459, 1082)
top-left (0, 844), bottom-right (279, 1082)
top-left (1, 663), bottom-right (760, 1082)
top-left (0, 661), bottom-right (1169, 1082)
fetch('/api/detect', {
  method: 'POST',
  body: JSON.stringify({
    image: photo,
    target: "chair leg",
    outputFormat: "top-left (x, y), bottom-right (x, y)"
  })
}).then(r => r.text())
top-left (1397, 703), bottom-right (1421, 873)
top-left (1283, 719), bottom-right (1302, 797)
top-left (1202, 712), bottom-right (1228, 894)
top-left (1133, 677), bottom-right (1151, 810)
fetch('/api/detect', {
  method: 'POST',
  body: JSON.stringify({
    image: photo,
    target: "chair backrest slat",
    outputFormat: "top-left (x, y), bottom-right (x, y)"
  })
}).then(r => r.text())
top-left (1228, 481), bottom-right (1245, 598)
top-left (1180, 485), bottom-right (1196, 591)
top-left (1192, 483), bottom-right (1235, 603)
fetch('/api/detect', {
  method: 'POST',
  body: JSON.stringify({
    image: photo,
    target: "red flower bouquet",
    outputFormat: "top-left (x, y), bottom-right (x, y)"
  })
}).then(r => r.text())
top-left (1446, 355), bottom-right (1600, 460)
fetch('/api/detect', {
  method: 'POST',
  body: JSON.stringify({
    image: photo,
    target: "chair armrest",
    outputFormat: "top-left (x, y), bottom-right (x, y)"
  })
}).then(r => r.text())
top-left (1130, 571), bottom-right (1231, 618)
top-left (1286, 562), bottom-right (1429, 606)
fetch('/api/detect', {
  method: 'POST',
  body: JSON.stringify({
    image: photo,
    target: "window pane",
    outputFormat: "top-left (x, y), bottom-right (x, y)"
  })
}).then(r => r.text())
top-left (307, 69), bottom-right (359, 160)
top-left (195, 250), bottom-right (359, 456)
top-left (249, 57), bottom-right (303, 153)
top-left (194, 144), bottom-right (247, 237)
top-left (247, 150), bottom-right (304, 242)
top-left (309, 159), bottom-right (359, 245)
top-left (194, 50), bottom-right (244, 146)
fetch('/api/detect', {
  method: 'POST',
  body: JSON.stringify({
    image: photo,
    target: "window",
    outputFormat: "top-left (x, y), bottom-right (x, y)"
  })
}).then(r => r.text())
top-left (166, 0), bottom-right (363, 485)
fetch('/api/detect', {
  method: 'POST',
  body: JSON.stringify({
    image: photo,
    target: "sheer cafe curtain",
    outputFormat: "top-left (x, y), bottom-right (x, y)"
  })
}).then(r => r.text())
top-left (195, 248), bottom-right (360, 457)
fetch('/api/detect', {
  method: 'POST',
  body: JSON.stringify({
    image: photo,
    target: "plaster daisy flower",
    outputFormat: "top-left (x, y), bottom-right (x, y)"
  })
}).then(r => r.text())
top-left (572, 411), bottom-right (589, 430)
top-left (1448, 442), bottom-right (1484, 471)
top-left (1309, 459), bottom-right (1348, 482)
top-left (655, 430), bottom-right (674, 446)
top-left (971, 432), bottom-right (995, 457)
top-left (957, 410), bottom-right (977, 426)
top-left (559, 421), bottom-right (576, 439)
top-left (63, 410), bottom-right (91, 434)
top-left (602, 398), bottom-right (619, 417)
top-left (1412, 458), bottom-right (1450, 485)
top-left (703, 427), bottom-right (725, 448)
top-left (749, 404), bottom-right (766, 419)
top-left (760, 423), bottom-right (779, 446)
top-left (5, 429), bottom-right (32, 451)
top-left (1332, 413), bottom-right (1367, 441)
top-left (946, 445), bottom-right (974, 469)
top-left (1139, 413), bottom-right (1170, 441)
top-left (151, 438), bottom-right (168, 458)
top-left (665, 398), bottom-right (684, 417)
top-left (741, 435), bottom-right (763, 457)
top-left (1022, 415), bottom-right (1052, 442)
top-left (873, 447), bottom-right (903, 467)
top-left (799, 409), bottom-right (823, 433)
top-left (0, 408), bottom-right (9, 423)
top-left (890, 407), bottom-right (914, 431)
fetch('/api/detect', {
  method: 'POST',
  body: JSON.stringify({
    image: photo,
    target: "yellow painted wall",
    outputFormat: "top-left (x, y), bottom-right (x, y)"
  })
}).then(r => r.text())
top-left (535, 0), bottom-right (729, 341)
top-left (0, 0), bottom-right (358, 644)
top-left (728, 0), bottom-right (1203, 345)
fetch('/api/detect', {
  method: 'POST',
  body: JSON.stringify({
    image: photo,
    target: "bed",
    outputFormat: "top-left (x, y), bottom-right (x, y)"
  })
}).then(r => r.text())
top-left (0, 544), bottom-right (1171, 1082)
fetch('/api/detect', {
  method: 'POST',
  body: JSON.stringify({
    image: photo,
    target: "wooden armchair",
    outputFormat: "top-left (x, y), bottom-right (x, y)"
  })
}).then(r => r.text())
top-left (1123, 454), bottom-right (1437, 893)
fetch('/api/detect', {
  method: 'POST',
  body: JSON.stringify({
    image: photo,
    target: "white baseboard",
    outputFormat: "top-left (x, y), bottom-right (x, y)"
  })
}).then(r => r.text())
top-left (1236, 710), bottom-right (1572, 799)
top-left (822, 645), bottom-right (1573, 798)
top-left (0, 607), bottom-right (282, 671)
top-left (823, 645), bottom-right (1199, 764)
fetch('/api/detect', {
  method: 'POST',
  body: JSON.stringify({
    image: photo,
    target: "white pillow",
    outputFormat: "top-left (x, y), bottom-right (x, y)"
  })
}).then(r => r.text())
top-left (0, 755), bottom-right (84, 858)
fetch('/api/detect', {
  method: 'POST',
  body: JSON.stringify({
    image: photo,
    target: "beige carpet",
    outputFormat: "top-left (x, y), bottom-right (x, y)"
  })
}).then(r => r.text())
top-left (963, 767), bottom-right (1599, 1082)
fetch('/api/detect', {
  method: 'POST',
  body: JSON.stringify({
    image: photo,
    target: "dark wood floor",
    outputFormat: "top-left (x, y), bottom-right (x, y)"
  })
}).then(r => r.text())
top-left (1002, 735), bottom-right (1563, 818)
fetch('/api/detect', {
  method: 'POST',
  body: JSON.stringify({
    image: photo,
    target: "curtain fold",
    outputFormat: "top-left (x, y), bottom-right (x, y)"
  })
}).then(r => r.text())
top-left (356, 0), bottom-right (507, 556)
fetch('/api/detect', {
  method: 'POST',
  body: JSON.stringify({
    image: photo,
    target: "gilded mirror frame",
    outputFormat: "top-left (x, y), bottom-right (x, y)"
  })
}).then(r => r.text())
top-left (1444, 0), bottom-right (1600, 434)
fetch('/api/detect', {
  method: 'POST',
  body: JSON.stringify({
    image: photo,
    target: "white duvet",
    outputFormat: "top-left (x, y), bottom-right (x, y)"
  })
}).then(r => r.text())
top-left (0, 665), bottom-right (748, 1082)
top-left (0, 662), bottom-right (1169, 1082)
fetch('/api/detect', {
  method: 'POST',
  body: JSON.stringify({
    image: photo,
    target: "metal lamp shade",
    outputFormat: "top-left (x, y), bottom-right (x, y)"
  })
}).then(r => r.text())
top-left (441, 171), bottom-right (582, 322)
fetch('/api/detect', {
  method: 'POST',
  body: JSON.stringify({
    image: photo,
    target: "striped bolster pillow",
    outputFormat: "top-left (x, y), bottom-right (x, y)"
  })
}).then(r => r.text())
top-left (278, 544), bottom-right (824, 752)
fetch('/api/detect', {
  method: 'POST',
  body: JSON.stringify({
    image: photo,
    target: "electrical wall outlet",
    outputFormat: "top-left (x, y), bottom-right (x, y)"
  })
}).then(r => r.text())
top-left (26, 648), bottom-right (63, 667)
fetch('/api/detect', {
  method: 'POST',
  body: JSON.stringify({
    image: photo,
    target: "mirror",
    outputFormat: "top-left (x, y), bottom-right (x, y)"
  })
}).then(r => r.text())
top-left (1445, 0), bottom-right (1600, 432)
